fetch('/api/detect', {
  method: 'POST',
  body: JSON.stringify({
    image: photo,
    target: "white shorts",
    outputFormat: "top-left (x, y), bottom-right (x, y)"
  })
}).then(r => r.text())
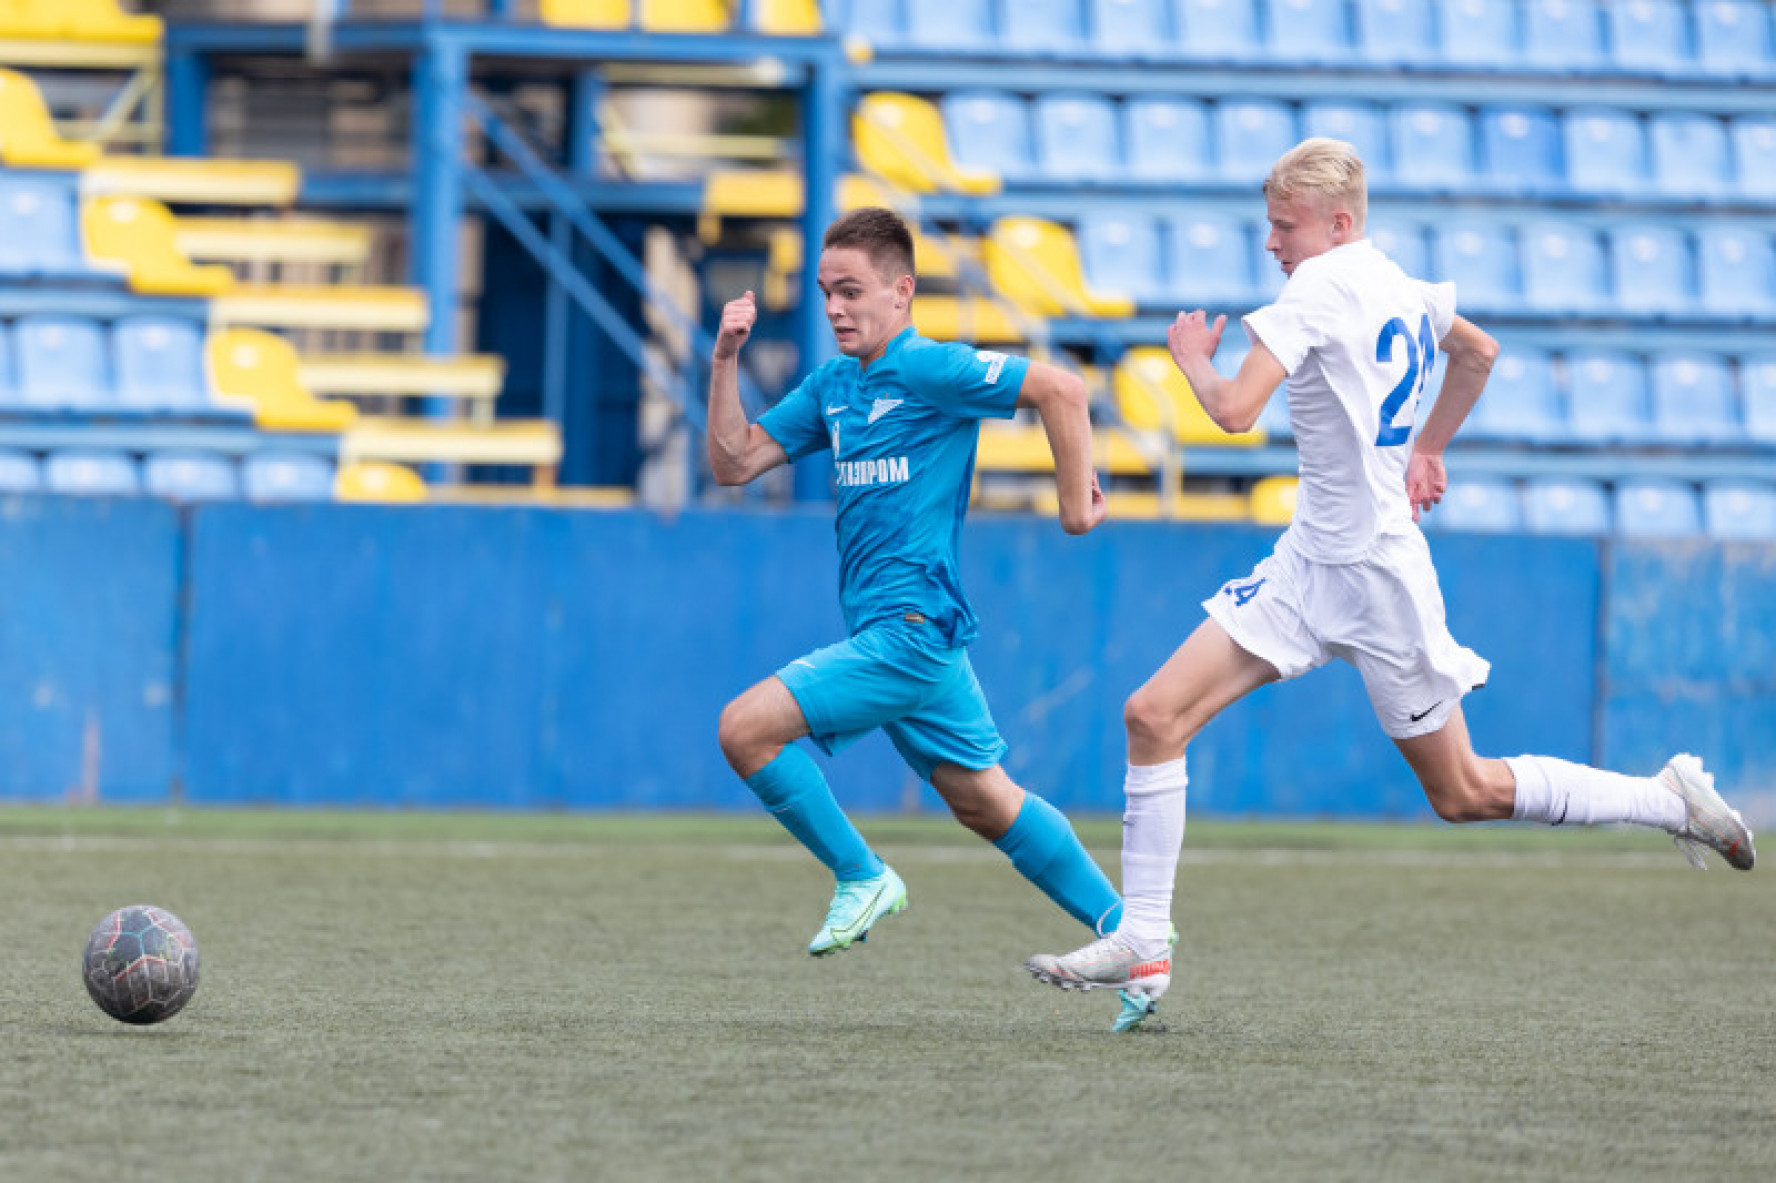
top-left (1202, 528), bottom-right (1491, 739)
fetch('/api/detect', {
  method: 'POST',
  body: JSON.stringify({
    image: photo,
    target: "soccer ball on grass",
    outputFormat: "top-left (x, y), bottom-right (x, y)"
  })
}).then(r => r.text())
top-left (82, 905), bottom-right (201, 1025)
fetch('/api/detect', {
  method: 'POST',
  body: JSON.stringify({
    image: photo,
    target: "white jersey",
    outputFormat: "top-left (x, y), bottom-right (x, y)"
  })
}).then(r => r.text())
top-left (1243, 239), bottom-right (1456, 565)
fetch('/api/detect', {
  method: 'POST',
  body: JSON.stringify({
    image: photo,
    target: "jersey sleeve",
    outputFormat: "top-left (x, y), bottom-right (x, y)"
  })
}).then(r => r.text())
top-left (1241, 266), bottom-right (1339, 375)
top-left (900, 341), bottom-right (1027, 420)
top-left (756, 371), bottom-right (831, 462)
top-left (1422, 279), bottom-right (1457, 341)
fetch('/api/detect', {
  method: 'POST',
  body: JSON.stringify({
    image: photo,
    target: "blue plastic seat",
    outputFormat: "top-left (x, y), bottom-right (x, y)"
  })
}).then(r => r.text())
top-left (1615, 479), bottom-right (1703, 537)
top-left (1696, 0), bottom-right (1775, 78)
top-left (1563, 107), bottom-right (1647, 194)
top-left (113, 317), bottom-right (209, 415)
top-left (1078, 211), bottom-right (1169, 305)
top-left (1565, 349), bottom-right (1652, 443)
top-left (15, 316), bottom-right (113, 412)
top-left (0, 176), bottom-right (88, 279)
top-left (1425, 478), bottom-right (1522, 533)
top-left (242, 451), bottom-right (335, 502)
top-left (1465, 346), bottom-right (1564, 442)
top-left (842, 0), bottom-right (905, 43)
top-left (1479, 106), bottom-right (1565, 196)
top-left (1093, 0), bottom-right (1177, 57)
top-left (1213, 99), bottom-right (1297, 183)
top-left (1004, 0), bottom-right (1084, 53)
top-left (1367, 219), bottom-right (1430, 280)
top-left (1649, 112), bottom-right (1732, 200)
top-left (941, 91), bottom-right (1037, 182)
top-left (904, 0), bottom-right (996, 48)
top-left (1354, 0), bottom-right (1435, 63)
top-left (1730, 117), bottom-right (1776, 199)
top-left (1390, 102), bottom-right (1476, 190)
top-left (1741, 353), bottom-right (1776, 443)
top-left (1696, 225), bottom-right (1776, 318)
top-left (1609, 225), bottom-right (1694, 317)
top-left (1174, 0), bottom-right (1263, 59)
top-left (1605, 0), bottom-right (1693, 74)
top-left (1302, 102), bottom-right (1390, 180)
top-left (0, 448), bottom-right (40, 492)
top-left (1521, 221), bottom-right (1609, 314)
top-left (1523, 0), bottom-right (1607, 70)
top-left (1435, 0), bottom-right (1520, 68)
top-left (1649, 351), bottom-right (1740, 444)
top-left (1123, 97), bottom-right (1212, 181)
top-left (44, 449), bottom-right (140, 497)
top-left (143, 450), bottom-right (240, 502)
top-left (1265, 0), bottom-right (1352, 62)
top-left (1430, 222), bottom-right (1519, 313)
top-left (1163, 212), bottom-right (1255, 305)
top-left (0, 321), bottom-right (17, 409)
top-left (1034, 94), bottom-right (1122, 182)
top-left (1522, 478), bottom-right (1612, 535)
top-left (1703, 480), bottom-right (1776, 540)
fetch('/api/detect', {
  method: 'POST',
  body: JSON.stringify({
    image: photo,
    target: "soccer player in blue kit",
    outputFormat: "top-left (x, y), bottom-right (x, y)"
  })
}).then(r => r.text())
top-left (708, 208), bottom-right (1133, 996)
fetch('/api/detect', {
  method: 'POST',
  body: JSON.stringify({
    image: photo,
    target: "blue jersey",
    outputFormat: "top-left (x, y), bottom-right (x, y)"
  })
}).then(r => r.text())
top-left (758, 326), bottom-right (1028, 647)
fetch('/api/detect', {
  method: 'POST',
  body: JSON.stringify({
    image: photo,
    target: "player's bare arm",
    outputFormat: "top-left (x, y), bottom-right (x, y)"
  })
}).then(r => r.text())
top-left (1167, 311), bottom-right (1288, 434)
top-left (1016, 361), bottom-right (1107, 534)
top-left (1406, 316), bottom-right (1500, 520)
top-left (707, 290), bottom-right (789, 486)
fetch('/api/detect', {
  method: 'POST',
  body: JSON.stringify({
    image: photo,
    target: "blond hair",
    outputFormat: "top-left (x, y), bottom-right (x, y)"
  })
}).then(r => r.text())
top-left (1262, 138), bottom-right (1367, 232)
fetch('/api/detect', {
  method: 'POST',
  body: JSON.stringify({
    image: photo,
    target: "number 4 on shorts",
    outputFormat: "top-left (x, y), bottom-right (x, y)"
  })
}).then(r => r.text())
top-left (1228, 578), bottom-right (1266, 606)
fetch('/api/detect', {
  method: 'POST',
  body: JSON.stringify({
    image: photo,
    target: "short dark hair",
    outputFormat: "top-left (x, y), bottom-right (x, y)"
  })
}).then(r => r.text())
top-left (823, 207), bottom-right (915, 281)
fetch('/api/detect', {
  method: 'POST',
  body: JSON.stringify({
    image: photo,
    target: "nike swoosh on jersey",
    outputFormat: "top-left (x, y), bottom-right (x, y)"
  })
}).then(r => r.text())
top-left (825, 404), bottom-right (845, 416)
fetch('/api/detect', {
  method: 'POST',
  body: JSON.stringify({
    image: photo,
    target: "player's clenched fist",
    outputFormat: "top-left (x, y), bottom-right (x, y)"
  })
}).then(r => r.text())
top-left (1167, 310), bottom-right (1226, 369)
top-left (714, 290), bottom-right (757, 360)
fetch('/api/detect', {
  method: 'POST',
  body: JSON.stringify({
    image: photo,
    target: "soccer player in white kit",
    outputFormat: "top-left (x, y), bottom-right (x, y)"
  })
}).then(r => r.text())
top-left (1025, 139), bottom-right (1757, 1031)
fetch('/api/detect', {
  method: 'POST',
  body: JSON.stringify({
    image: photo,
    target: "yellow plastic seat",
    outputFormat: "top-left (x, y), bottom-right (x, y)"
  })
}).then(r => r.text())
top-left (912, 296), bottom-right (1027, 344)
top-left (1113, 346), bottom-right (1265, 447)
top-left (852, 93), bottom-right (1001, 196)
top-left (985, 217), bottom-right (1134, 319)
top-left (1249, 475), bottom-right (1299, 525)
top-left (341, 417), bottom-right (564, 482)
top-left (975, 422), bottom-right (1152, 477)
top-left (335, 461), bottom-right (427, 504)
top-left (537, 0), bottom-right (629, 29)
top-left (0, 0), bottom-right (162, 43)
top-left (83, 156), bottom-right (302, 207)
top-left (0, 68), bottom-right (102, 168)
top-left (207, 328), bottom-right (359, 433)
top-left (758, 0), bottom-right (821, 35)
top-left (82, 195), bottom-right (235, 296)
top-left (296, 354), bottom-right (506, 401)
top-left (173, 217), bottom-right (374, 267)
top-left (702, 169), bottom-right (802, 218)
top-left (640, 0), bottom-right (729, 31)
top-left (213, 285), bottom-right (430, 332)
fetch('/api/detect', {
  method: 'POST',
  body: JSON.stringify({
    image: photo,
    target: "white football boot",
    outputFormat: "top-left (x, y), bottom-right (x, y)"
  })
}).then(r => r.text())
top-left (1659, 754), bottom-right (1756, 871)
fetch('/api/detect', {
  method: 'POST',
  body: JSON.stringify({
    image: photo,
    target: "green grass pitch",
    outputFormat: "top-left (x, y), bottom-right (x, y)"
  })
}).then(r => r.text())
top-left (1, 807), bottom-right (1770, 1181)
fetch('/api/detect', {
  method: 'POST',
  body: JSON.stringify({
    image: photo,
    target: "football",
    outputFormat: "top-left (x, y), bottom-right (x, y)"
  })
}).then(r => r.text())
top-left (82, 905), bottom-right (201, 1025)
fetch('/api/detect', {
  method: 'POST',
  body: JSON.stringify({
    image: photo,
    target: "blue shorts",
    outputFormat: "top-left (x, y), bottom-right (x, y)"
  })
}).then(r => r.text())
top-left (775, 621), bottom-right (1008, 783)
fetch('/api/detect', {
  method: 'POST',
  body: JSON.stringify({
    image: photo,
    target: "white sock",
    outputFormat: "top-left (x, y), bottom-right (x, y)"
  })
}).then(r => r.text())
top-left (1505, 755), bottom-right (1684, 831)
top-left (1118, 757), bottom-right (1188, 956)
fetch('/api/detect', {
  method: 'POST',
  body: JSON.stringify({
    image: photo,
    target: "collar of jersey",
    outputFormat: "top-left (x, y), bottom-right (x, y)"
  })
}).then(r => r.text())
top-left (852, 325), bottom-right (917, 377)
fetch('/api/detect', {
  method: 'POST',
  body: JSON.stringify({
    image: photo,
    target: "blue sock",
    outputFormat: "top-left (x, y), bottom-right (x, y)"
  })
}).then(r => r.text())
top-left (993, 792), bottom-right (1122, 935)
top-left (744, 746), bottom-right (884, 882)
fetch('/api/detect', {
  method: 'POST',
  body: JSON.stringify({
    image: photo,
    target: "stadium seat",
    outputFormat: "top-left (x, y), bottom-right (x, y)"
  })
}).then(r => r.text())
top-left (21, 0), bottom-right (163, 43)
top-left (1730, 117), bottom-right (1776, 199)
top-left (1522, 477), bottom-right (1612, 535)
top-left (1521, 221), bottom-right (1609, 315)
top-left (537, 0), bottom-right (628, 29)
top-left (1354, 0), bottom-right (1436, 63)
top-left (1123, 97), bottom-right (1212, 181)
top-left (1649, 351), bottom-right (1740, 443)
top-left (334, 460), bottom-right (427, 504)
top-left (1615, 479), bottom-right (1703, 537)
top-left (1302, 102), bottom-right (1390, 180)
top-left (1463, 346), bottom-right (1564, 442)
top-left (296, 354), bottom-right (507, 403)
top-left (1702, 480), bottom-right (1776, 540)
top-left (1479, 106), bottom-right (1565, 196)
top-left (0, 448), bottom-right (40, 492)
top-left (143, 450), bottom-right (240, 502)
top-left (1163, 212), bottom-right (1256, 305)
top-left (1565, 349), bottom-right (1653, 443)
top-left (1604, 0), bottom-right (1691, 75)
top-left (1741, 353), bottom-right (1776, 443)
top-left (1033, 94), bottom-right (1122, 182)
top-left (904, 0), bottom-right (996, 49)
top-left (1696, 225), bottom-right (1776, 318)
top-left (0, 69), bottom-right (101, 169)
top-left (1265, 0), bottom-right (1353, 63)
top-left (1174, 0), bottom-right (1263, 60)
top-left (1564, 107), bottom-right (1648, 194)
top-left (207, 328), bottom-right (357, 431)
top-left (941, 92), bottom-right (1037, 183)
top-left (1367, 219), bottom-right (1430, 280)
top-left (241, 451), bottom-right (336, 502)
top-left (984, 217), bottom-right (1136, 318)
top-left (852, 93), bottom-right (1000, 195)
top-left (44, 450), bottom-right (140, 497)
top-left (172, 217), bottom-right (374, 269)
top-left (1649, 112), bottom-right (1733, 200)
top-left (1213, 100), bottom-right (1297, 183)
top-left (1390, 103), bottom-right (1476, 189)
top-left (1424, 478), bottom-right (1522, 533)
top-left (82, 195), bottom-right (235, 296)
top-left (1522, 0), bottom-right (1607, 70)
top-left (0, 323), bottom-right (17, 409)
top-left (113, 317), bottom-right (213, 415)
top-left (15, 316), bottom-right (112, 412)
top-left (1078, 211), bottom-right (1169, 306)
top-left (1113, 346), bottom-right (1263, 445)
top-left (81, 156), bottom-right (301, 208)
top-left (1092, 0), bottom-right (1176, 58)
top-left (1004, 0), bottom-right (1084, 53)
top-left (1435, 0), bottom-right (1520, 68)
top-left (1429, 222), bottom-right (1520, 314)
top-left (754, 0), bottom-right (822, 34)
top-left (1695, 0), bottom-right (1775, 78)
top-left (1608, 225), bottom-right (1695, 317)
top-left (0, 175), bottom-right (89, 278)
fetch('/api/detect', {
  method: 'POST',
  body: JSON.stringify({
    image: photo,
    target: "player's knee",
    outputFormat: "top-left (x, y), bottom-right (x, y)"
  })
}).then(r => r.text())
top-left (715, 699), bottom-right (753, 767)
top-left (1422, 766), bottom-right (1505, 824)
top-left (1123, 689), bottom-right (1180, 750)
